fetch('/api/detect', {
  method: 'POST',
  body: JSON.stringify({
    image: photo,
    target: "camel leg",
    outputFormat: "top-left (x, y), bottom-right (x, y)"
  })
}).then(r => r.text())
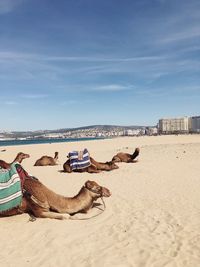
top-left (0, 198), bottom-right (28, 217)
top-left (127, 159), bottom-right (138, 163)
top-left (63, 165), bottom-right (73, 173)
top-left (87, 166), bottom-right (101, 173)
top-left (26, 199), bottom-right (70, 220)
top-left (0, 208), bottom-right (22, 217)
top-left (33, 210), bottom-right (71, 220)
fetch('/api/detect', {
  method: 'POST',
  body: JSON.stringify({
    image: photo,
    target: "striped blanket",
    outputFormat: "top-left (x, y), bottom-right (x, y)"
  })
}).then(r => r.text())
top-left (68, 148), bottom-right (91, 170)
top-left (0, 163), bottom-right (22, 212)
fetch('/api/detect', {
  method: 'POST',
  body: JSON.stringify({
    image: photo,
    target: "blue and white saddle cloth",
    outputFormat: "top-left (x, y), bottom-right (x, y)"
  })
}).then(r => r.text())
top-left (68, 148), bottom-right (91, 170)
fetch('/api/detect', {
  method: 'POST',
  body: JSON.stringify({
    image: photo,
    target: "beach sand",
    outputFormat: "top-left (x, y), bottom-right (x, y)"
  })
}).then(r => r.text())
top-left (1, 135), bottom-right (200, 267)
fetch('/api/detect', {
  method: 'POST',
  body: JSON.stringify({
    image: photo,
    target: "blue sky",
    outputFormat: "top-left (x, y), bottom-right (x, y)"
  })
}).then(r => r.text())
top-left (0, 0), bottom-right (200, 131)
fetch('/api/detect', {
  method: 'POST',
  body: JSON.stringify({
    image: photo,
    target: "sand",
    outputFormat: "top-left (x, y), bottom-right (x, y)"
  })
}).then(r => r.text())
top-left (0, 135), bottom-right (200, 267)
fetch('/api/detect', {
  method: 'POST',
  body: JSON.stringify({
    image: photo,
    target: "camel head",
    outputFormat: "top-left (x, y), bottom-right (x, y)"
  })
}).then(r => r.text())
top-left (106, 161), bottom-right (119, 169)
top-left (15, 152), bottom-right (30, 163)
top-left (54, 152), bottom-right (59, 159)
top-left (85, 180), bottom-right (111, 198)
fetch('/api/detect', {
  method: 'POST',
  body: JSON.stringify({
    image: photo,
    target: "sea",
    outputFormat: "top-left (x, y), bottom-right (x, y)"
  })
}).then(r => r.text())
top-left (0, 137), bottom-right (104, 148)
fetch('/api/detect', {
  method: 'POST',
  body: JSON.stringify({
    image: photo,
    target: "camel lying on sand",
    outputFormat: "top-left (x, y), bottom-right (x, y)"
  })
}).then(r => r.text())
top-left (34, 152), bottom-right (59, 166)
top-left (112, 147), bottom-right (140, 163)
top-left (0, 152), bottom-right (30, 169)
top-left (0, 178), bottom-right (111, 220)
top-left (63, 156), bottom-right (119, 173)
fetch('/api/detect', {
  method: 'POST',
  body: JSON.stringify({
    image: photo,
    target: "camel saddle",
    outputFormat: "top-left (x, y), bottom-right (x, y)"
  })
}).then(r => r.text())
top-left (68, 148), bottom-right (91, 170)
top-left (0, 163), bottom-right (22, 212)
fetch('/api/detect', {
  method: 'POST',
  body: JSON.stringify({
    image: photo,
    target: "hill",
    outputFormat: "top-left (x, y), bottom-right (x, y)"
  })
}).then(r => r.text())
top-left (0, 125), bottom-right (149, 139)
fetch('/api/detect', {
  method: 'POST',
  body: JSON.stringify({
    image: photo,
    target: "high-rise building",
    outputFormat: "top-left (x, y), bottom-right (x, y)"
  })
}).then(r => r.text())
top-left (189, 116), bottom-right (200, 133)
top-left (158, 117), bottom-right (189, 134)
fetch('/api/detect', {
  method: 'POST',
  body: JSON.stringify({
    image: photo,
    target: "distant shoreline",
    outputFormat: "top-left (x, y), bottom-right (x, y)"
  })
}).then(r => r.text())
top-left (0, 137), bottom-right (105, 147)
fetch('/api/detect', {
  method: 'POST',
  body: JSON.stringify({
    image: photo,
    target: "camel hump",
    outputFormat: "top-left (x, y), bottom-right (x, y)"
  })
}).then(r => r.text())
top-left (112, 155), bottom-right (121, 162)
top-left (34, 155), bottom-right (58, 166)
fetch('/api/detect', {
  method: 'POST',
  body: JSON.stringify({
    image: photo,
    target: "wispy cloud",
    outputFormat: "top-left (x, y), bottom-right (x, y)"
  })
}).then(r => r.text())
top-left (0, 0), bottom-right (25, 14)
top-left (60, 83), bottom-right (134, 93)
top-left (0, 51), bottom-right (165, 63)
top-left (135, 85), bottom-right (200, 99)
top-left (92, 84), bottom-right (133, 91)
top-left (0, 50), bottom-right (169, 81)
top-left (0, 51), bottom-right (33, 60)
top-left (4, 100), bottom-right (18, 105)
top-left (60, 100), bottom-right (79, 105)
top-left (161, 26), bottom-right (200, 44)
top-left (44, 55), bottom-right (165, 63)
top-left (0, 49), bottom-right (199, 86)
top-left (174, 85), bottom-right (200, 94)
top-left (21, 94), bottom-right (48, 99)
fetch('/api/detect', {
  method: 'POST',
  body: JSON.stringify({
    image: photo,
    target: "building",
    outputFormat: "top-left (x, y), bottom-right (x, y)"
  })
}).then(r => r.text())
top-left (124, 129), bottom-right (134, 136)
top-left (145, 127), bottom-right (158, 135)
top-left (189, 116), bottom-right (200, 133)
top-left (158, 117), bottom-right (189, 134)
top-left (123, 129), bottom-right (141, 136)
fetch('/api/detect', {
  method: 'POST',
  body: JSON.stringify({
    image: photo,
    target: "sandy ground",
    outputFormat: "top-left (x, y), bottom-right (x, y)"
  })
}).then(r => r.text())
top-left (0, 135), bottom-right (200, 267)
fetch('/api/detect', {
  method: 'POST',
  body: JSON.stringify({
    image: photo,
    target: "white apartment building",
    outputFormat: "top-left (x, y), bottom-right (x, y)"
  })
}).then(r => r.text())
top-left (189, 116), bottom-right (200, 133)
top-left (124, 129), bottom-right (141, 136)
top-left (158, 117), bottom-right (189, 134)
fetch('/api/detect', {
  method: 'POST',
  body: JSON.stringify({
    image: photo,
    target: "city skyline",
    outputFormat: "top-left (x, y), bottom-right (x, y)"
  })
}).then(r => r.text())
top-left (1, 113), bottom-right (199, 134)
top-left (0, 0), bottom-right (200, 131)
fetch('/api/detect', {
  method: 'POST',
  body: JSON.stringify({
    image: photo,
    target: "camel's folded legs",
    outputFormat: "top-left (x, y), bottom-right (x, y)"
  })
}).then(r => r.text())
top-left (35, 211), bottom-right (71, 220)
top-left (127, 159), bottom-right (139, 163)
top-left (0, 208), bottom-right (22, 217)
top-left (87, 165), bottom-right (101, 173)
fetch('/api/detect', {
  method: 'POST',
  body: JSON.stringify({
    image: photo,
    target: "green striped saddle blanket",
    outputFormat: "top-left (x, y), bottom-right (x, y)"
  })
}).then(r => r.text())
top-left (0, 163), bottom-right (22, 212)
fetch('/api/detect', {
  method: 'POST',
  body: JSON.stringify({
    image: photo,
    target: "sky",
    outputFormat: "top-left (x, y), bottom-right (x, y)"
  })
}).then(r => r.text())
top-left (0, 0), bottom-right (200, 131)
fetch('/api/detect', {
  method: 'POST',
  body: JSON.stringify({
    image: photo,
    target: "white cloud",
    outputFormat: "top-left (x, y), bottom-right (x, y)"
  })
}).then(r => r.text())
top-left (44, 55), bottom-right (164, 63)
top-left (0, 0), bottom-right (25, 14)
top-left (161, 26), bottom-right (200, 44)
top-left (5, 100), bottom-right (18, 105)
top-left (92, 84), bottom-right (132, 91)
top-left (60, 100), bottom-right (79, 105)
top-left (0, 51), bottom-right (32, 60)
top-left (0, 48), bottom-right (199, 87)
top-left (21, 94), bottom-right (48, 99)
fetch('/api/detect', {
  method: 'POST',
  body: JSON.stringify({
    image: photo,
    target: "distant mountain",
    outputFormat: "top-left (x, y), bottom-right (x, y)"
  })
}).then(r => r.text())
top-left (52, 125), bottom-right (147, 133)
top-left (0, 124), bottom-right (151, 139)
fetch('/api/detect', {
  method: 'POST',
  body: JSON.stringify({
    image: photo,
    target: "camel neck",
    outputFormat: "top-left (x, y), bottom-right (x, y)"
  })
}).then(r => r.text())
top-left (71, 187), bottom-right (95, 211)
top-left (54, 187), bottom-right (95, 214)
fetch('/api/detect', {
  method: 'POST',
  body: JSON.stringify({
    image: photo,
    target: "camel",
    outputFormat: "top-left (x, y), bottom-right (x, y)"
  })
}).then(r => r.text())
top-left (34, 152), bottom-right (59, 166)
top-left (0, 178), bottom-right (111, 220)
top-left (112, 147), bottom-right (140, 163)
top-left (0, 152), bottom-right (30, 169)
top-left (63, 156), bottom-right (119, 173)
